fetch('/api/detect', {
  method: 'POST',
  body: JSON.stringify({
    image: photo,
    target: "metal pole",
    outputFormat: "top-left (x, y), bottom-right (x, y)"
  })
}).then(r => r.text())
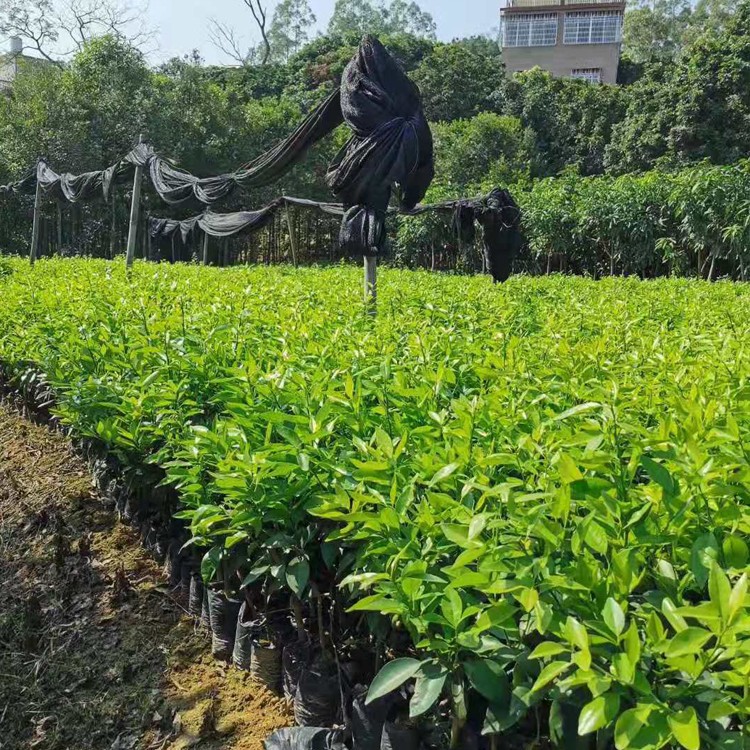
top-left (109, 189), bottom-right (116, 259)
top-left (284, 203), bottom-right (298, 267)
top-left (364, 255), bottom-right (377, 313)
top-left (30, 177), bottom-right (42, 266)
top-left (125, 135), bottom-right (144, 271)
top-left (57, 201), bottom-right (63, 253)
top-left (202, 230), bottom-right (210, 265)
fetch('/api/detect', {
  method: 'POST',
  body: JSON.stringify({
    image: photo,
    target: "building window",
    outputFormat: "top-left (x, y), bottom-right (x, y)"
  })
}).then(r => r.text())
top-left (502, 13), bottom-right (558, 47)
top-left (571, 68), bottom-right (602, 83)
top-left (564, 11), bottom-right (622, 44)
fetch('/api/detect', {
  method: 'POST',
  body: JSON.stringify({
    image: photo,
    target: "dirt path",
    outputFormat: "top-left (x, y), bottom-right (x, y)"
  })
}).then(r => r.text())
top-left (0, 401), bottom-right (291, 750)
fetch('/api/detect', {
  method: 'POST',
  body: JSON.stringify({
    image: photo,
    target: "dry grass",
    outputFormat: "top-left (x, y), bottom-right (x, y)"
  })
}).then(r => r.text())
top-left (0, 401), bottom-right (291, 750)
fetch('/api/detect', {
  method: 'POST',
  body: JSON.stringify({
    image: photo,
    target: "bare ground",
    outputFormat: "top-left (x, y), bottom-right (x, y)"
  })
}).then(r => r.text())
top-left (0, 401), bottom-right (291, 750)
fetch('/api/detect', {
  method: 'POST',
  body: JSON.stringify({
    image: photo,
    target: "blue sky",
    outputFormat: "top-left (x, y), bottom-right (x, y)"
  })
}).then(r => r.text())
top-left (146, 0), bottom-right (502, 64)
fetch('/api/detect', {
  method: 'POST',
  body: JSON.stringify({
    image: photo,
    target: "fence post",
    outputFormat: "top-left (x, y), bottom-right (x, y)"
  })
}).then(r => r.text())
top-left (30, 177), bottom-right (42, 266)
top-left (125, 135), bottom-right (144, 271)
top-left (364, 255), bottom-right (377, 313)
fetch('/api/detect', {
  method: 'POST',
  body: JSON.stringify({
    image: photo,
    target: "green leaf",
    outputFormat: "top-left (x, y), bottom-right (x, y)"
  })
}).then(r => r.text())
top-left (723, 535), bottom-right (749, 568)
top-left (429, 462), bottom-right (460, 486)
top-left (410, 662), bottom-right (447, 717)
top-left (241, 564), bottom-right (270, 588)
top-left (565, 616), bottom-right (589, 651)
top-left (529, 642), bottom-right (568, 660)
top-left (585, 521), bottom-right (608, 554)
top-left (475, 602), bottom-right (517, 632)
top-left (529, 661), bottom-right (572, 693)
top-left (285, 557), bottom-right (310, 597)
top-left (624, 621), bottom-right (641, 666)
top-left (615, 706), bottom-right (652, 750)
top-left (641, 456), bottom-right (675, 495)
top-left (691, 533), bottom-right (719, 588)
top-left (665, 627), bottom-right (713, 658)
top-left (366, 658), bottom-right (422, 704)
top-left (708, 561), bottom-right (731, 623)
top-left (464, 658), bottom-right (510, 705)
top-left (558, 454), bottom-right (583, 483)
top-left (579, 693), bottom-right (620, 736)
top-left (668, 707), bottom-right (700, 750)
top-left (603, 598), bottom-right (626, 637)
top-left (728, 573), bottom-right (748, 622)
top-left (707, 701), bottom-right (735, 721)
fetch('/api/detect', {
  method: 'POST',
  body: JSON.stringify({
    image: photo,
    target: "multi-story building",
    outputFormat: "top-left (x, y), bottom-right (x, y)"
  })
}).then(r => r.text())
top-left (0, 37), bottom-right (51, 92)
top-left (500, 0), bottom-right (625, 84)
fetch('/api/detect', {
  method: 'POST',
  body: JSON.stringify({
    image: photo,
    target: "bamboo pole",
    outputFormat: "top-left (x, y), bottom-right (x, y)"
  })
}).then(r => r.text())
top-left (30, 178), bottom-right (42, 266)
top-left (364, 255), bottom-right (377, 313)
top-left (125, 135), bottom-right (144, 271)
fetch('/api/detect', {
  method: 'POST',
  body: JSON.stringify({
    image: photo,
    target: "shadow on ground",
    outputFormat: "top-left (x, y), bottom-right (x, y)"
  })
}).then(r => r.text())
top-left (0, 402), bottom-right (291, 750)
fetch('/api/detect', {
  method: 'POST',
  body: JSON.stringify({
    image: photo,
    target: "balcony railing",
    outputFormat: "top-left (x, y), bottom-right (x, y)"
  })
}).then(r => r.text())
top-left (505, 0), bottom-right (621, 7)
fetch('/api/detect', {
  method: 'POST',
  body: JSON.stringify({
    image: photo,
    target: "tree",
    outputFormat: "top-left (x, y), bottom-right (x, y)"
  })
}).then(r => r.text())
top-left (0, 0), bottom-right (152, 64)
top-left (383, 0), bottom-right (436, 39)
top-left (0, 35), bottom-right (152, 174)
top-left (210, 0), bottom-right (271, 66)
top-left (607, 0), bottom-right (750, 172)
top-left (327, 0), bottom-right (436, 39)
top-left (623, 0), bottom-right (693, 63)
top-left (268, 0), bottom-right (317, 62)
top-left (411, 40), bottom-right (504, 122)
top-left (623, 0), bottom-right (741, 62)
top-left (431, 113), bottom-right (527, 194)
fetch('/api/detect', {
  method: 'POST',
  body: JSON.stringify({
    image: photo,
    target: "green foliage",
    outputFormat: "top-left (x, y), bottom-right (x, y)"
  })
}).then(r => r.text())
top-left (327, 0), bottom-right (436, 39)
top-left (608, 2), bottom-right (750, 173)
top-left (1, 260), bottom-right (750, 746)
top-left (268, 0), bottom-right (317, 63)
top-left (517, 160), bottom-right (750, 279)
top-left (411, 40), bottom-right (504, 123)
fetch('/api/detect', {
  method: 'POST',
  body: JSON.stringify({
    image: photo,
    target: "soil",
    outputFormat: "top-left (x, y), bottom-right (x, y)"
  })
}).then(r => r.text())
top-left (0, 401), bottom-right (292, 750)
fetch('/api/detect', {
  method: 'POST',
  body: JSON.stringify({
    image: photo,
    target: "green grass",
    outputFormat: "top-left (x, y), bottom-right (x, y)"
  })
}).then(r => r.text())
top-left (1, 257), bottom-right (749, 748)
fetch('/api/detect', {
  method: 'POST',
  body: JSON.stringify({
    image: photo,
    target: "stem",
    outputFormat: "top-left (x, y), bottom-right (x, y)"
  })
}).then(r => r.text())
top-left (450, 714), bottom-right (462, 750)
top-left (291, 594), bottom-right (305, 642)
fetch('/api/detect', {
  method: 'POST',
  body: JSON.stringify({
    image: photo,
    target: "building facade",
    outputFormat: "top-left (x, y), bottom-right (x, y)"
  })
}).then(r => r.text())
top-left (0, 37), bottom-right (50, 92)
top-left (500, 0), bottom-right (625, 84)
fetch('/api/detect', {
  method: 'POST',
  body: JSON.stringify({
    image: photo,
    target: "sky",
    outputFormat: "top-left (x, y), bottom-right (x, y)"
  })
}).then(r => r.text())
top-left (145, 0), bottom-right (502, 64)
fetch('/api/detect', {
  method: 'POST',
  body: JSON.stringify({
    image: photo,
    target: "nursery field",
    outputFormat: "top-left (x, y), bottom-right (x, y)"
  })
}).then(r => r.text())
top-left (1, 256), bottom-right (749, 749)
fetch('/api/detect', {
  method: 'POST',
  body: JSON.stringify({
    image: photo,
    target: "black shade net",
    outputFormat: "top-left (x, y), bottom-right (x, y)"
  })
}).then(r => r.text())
top-left (0, 35), bottom-right (436, 258)
top-left (148, 189), bottom-right (524, 283)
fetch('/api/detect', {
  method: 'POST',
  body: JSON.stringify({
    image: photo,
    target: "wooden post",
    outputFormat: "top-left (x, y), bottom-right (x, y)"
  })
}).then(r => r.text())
top-left (125, 135), bottom-right (144, 271)
top-left (284, 203), bottom-right (299, 267)
top-left (364, 255), bottom-right (377, 313)
top-left (30, 177), bottom-right (42, 266)
top-left (202, 230), bottom-right (210, 265)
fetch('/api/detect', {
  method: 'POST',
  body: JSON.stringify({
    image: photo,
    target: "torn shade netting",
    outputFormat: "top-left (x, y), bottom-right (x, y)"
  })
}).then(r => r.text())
top-left (148, 189), bottom-right (524, 283)
top-left (0, 35), bottom-right (435, 258)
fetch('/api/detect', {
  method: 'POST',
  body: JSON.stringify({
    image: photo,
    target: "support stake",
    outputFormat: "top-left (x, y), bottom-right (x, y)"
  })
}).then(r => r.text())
top-left (125, 135), bottom-right (144, 271)
top-left (30, 177), bottom-right (42, 266)
top-left (364, 255), bottom-right (377, 313)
